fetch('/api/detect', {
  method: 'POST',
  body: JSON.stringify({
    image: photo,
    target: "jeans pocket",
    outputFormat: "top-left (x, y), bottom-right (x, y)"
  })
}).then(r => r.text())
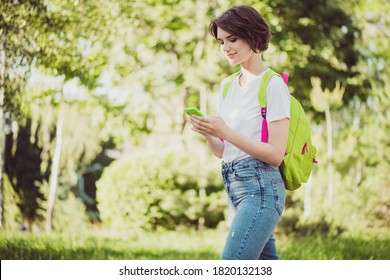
top-left (233, 166), bottom-right (258, 181)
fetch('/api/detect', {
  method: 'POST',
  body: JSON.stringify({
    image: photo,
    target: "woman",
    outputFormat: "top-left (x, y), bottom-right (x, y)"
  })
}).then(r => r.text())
top-left (188, 5), bottom-right (290, 260)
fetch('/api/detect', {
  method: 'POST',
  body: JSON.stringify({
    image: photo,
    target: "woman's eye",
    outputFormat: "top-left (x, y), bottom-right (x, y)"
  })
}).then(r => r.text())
top-left (218, 37), bottom-right (237, 45)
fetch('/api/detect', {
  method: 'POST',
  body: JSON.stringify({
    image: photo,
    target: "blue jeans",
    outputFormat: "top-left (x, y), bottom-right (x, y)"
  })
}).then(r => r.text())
top-left (221, 157), bottom-right (286, 260)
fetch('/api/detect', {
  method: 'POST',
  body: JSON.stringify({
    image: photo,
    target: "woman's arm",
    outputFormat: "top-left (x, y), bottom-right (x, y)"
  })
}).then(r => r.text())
top-left (189, 115), bottom-right (289, 166)
top-left (188, 116), bottom-right (225, 158)
top-left (225, 118), bottom-right (289, 166)
top-left (204, 135), bottom-right (225, 158)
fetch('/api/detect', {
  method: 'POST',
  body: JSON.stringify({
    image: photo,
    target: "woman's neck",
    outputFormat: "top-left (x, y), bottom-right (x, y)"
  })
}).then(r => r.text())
top-left (239, 54), bottom-right (267, 87)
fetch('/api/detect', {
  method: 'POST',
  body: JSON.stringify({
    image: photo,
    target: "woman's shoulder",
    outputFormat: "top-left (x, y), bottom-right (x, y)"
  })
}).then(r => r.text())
top-left (219, 72), bottom-right (241, 94)
top-left (268, 74), bottom-right (289, 92)
top-left (266, 73), bottom-right (291, 103)
top-left (222, 72), bottom-right (241, 83)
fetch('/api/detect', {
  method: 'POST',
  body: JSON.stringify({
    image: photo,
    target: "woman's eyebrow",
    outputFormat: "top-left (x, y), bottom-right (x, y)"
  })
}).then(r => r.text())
top-left (217, 34), bottom-right (235, 41)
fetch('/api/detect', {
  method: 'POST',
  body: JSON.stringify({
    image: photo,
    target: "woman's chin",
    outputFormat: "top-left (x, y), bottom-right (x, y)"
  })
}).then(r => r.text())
top-left (228, 59), bottom-right (239, 66)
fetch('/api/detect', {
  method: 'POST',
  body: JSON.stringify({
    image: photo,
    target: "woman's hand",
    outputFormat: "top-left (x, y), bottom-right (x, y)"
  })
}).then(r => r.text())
top-left (187, 115), bottom-right (226, 158)
top-left (188, 115), bottom-right (231, 139)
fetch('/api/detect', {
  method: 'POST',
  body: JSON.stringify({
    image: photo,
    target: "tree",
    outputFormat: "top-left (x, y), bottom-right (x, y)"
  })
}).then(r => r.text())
top-left (264, 0), bottom-right (362, 106)
top-left (0, 0), bottom-right (50, 229)
top-left (0, 0), bottom-right (110, 230)
top-left (4, 118), bottom-right (50, 229)
top-left (310, 77), bottom-right (345, 204)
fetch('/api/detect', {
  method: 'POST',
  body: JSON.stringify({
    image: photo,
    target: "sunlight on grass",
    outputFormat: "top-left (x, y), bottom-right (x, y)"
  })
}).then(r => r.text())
top-left (0, 229), bottom-right (226, 260)
top-left (1, 228), bottom-right (389, 260)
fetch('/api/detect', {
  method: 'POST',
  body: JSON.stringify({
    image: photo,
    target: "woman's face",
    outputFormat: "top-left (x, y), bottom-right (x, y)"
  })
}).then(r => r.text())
top-left (217, 27), bottom-right (254, 66)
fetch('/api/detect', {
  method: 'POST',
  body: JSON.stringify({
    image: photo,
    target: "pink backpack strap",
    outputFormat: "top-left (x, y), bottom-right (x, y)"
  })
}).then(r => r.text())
top-left (282, 72), bottom-right (289, 84)
top-left (259, 70), bottom-right (288, 143)
top-left (261, 108), bottom-right (268, 143)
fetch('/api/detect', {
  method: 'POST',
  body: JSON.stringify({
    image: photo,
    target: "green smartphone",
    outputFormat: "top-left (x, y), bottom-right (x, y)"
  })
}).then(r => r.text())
top-left (184, 107), bottom-right (204, 117)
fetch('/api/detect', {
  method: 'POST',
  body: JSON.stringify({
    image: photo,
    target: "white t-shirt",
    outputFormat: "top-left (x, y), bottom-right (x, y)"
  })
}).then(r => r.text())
top-left (218, 68), bottom-right (291, 163)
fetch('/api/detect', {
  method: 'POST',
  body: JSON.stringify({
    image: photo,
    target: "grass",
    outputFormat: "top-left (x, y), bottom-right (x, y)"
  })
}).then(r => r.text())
top-left (278, 234), bottom-right (390, 260)
top-left (1, 228), bottom-right (389, 260)
top-left (0, 229), bottom-right (224, 260)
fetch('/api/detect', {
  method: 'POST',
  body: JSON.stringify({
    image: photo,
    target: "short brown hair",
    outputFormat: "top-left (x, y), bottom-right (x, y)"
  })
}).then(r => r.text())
top-left (209, 5), bottom-right (271, 53)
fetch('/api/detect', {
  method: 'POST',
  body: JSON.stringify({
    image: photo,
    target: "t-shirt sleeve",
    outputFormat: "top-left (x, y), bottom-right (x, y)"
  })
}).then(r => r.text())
top-left (266, 76), bottom-right (291, 123)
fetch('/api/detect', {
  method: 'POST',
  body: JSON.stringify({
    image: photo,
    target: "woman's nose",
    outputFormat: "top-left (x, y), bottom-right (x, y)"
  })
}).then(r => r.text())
top-left (222, 42), bottom-right (230, 52)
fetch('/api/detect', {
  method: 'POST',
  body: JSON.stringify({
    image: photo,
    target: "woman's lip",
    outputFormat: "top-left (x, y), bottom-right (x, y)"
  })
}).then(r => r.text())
top-left (226, 53), bottom-right (236, 58)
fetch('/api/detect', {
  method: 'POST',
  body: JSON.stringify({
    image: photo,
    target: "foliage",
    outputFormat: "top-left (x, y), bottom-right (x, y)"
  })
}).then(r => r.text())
top-left (51, 191), bottom-right (92, 234)
top-left (4, 118), bottom-right (49, 225)
top-left (97, 150), bottom-right (224, 231)
top-left (4, 100), bottom-right (103, 226)
top-left (263, 0), bottom-right (364, 107)
top-left (2, 174), bottom-right (22, 231)
top-left (0, 0), bottom-right (109, 114)
top-left (279, 215), bottom-right (345, 237)
top-left (0, 0), bottom-right (115, 229)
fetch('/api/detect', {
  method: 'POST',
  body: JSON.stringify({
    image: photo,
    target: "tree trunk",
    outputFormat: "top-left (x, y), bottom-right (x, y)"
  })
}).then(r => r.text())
top-left (0, 109), bottom-right (4, 230)
top-left (0, 36), bottom-right (7, 230)
top-left (303, 173), bottom-right (312, 219)
top-left (325, 105), bottom-right (333, 204)
top-left (0, 117), bottom-right (4, 230)
top-left (45, 102), bottom-right (64, 233)
top-left (197, 85), bottom-right (207, 232)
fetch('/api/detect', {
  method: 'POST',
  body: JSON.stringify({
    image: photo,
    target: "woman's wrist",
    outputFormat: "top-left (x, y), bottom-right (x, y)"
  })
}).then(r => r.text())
top-left (204, 134), bottom-right (214, 142)
top-left (220, 127), bottom-right (234, 143)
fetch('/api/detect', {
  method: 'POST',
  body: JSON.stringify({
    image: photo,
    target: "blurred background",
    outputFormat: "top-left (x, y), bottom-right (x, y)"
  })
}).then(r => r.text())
top-left (0, 0), bottom-right (389, 258)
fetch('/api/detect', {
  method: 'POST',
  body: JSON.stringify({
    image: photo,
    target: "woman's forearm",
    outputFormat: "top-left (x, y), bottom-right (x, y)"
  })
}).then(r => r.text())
top-left (205, 135), bottom-right (224, 158)
top-left (189, 115), bottom-right (288, 164)
top-left (222, 119), bottom-right (289, 166)
top-left (223, 130), bottom-right (281, 166)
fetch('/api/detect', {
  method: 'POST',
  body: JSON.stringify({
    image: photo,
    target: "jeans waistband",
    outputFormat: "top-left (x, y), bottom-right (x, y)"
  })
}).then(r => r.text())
top-left (222, 156), bottom-right (268, 173)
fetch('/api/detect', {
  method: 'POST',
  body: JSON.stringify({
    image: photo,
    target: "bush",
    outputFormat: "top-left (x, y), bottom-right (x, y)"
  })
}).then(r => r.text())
top-left (96, 150), bottom-right (225, 231)
top-left (279, 211), bottom-right (344, 237)
top-left (278, 193), bottom-right (344, 237)
top-left (3, 174), bottom-right (23, 231)
top-left (51, 192), bottom-right (92, 234)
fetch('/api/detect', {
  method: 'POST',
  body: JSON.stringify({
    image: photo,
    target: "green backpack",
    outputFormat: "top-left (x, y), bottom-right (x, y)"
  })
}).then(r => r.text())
top-left (222, 69), bottom-right (317, 191)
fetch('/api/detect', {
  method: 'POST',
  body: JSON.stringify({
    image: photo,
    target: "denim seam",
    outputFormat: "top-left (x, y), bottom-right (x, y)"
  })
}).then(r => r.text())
top-left (235, 179), bottom-right (263, 260)
top-left (236, 203), bottom-right (262, 260)
top-left (271, 179), bottom-right (283, 216)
